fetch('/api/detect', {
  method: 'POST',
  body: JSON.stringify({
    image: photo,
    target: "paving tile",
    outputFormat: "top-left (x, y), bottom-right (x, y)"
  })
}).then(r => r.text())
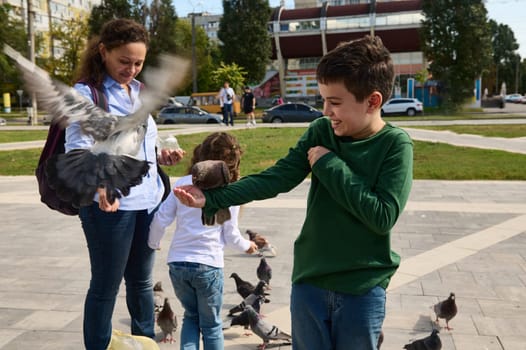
top-left (452, 334), bottom-right (504, 350)
top-left (11, 310), bottom-right (80, 331)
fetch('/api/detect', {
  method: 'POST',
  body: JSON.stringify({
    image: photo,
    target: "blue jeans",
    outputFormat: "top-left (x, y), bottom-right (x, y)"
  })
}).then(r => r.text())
top-left (222, 103), bottom-right (234, 125)
top-left (169, 262), bottom-right (224, 350)
top-left (290, 283), bottom-right (385, 350)
top-left (80, 203), bottom-right (156, 350)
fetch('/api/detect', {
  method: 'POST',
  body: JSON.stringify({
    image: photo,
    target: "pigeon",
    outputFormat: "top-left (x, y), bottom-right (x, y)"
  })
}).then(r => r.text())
top-left (244, 305), bottom-right (291, 350)
top-left (377, 329), bottom-right (384, 349)
top-left (157, 297), bottom-right (177, 343)
top-left (3, 44), bottom-right (189, 208)
top-left (403, 329), bottom-right (442, 350)
top-left (153, 281), bottom-right (164, 314)
top-left (256, 257), bottom-right (272, 289)
top-left (433, 292), bottom-right (457, 330)
top-left (228, 280), bottom-right (269, 316)
top-left (230, 272), bottom-right (256, 299)
top-left (191, 160), bottom-right (231, 225)
top-left (246, 229), bottom-right (277, 257)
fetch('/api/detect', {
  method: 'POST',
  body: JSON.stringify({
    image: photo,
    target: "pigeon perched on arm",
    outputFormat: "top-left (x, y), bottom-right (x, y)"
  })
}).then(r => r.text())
top-left (3, 44), bottom-right (189, 208)
top-left (403, 329), bottom-right (442, 350)
top-left (244, 305), bottom-right (291, 350)
top-left (433, 292), bottom-right (457, 330)
top-left (257, 257), bottom-right (272, 289)
top-left (246, 229), bottom-right (277, 257)
top-left (157, 297), bottom-right (177, 343)
top-left (191, 160), bottom-right (231, 225)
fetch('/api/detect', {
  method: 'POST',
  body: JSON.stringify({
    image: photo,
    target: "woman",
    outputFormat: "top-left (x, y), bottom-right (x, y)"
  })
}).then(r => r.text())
top-left (66, 18), bottom-right (184, 349)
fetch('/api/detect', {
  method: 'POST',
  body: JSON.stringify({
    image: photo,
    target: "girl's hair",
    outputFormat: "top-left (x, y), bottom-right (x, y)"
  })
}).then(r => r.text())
top-left (316, 35), bottom-right (394, 104)
top-left (74, 18), bottom-right (149, 87)
top-left (188, 132), bottom-right (243, 182)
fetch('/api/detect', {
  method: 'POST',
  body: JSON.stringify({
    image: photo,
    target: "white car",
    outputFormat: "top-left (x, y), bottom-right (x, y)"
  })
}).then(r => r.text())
top-left (381, 98), bottom-right (423, 116)
top-left (505, 94), bottom-right (523, 103)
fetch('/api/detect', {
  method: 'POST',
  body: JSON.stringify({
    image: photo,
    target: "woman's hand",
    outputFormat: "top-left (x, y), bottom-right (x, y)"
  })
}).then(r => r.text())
top-left (173, 185), bottom-right (206, 208)
top-left (97, 187), bottom-right (120, 212)
top-left (245, 241), bottom-right (258, 254)
top-left (158, 148), bottom-right (185, 166)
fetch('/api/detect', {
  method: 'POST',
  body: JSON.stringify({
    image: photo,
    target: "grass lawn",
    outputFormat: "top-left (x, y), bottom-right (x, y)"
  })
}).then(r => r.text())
top-left (1, 126), bottom-right (525, 180)
top-left (407, 124), bottom-right (526, 138)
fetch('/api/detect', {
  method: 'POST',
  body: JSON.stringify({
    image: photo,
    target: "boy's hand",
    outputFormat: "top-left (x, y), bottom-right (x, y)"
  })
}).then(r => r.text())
top-left (173, 185), bottom-right (206, 208)
top-left (158, 148), bottom-right (185, 166)
top-left (308, 146), bottom-right (330, 167)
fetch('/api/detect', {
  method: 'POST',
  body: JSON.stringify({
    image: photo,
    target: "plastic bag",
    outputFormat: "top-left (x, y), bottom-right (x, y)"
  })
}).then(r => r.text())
top-left (107, 329), bottom-right (160, 350)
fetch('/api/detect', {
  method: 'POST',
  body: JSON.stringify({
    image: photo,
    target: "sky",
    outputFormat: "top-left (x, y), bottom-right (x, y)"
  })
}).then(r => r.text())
top-left (174, 0), bottom-right (526, 58)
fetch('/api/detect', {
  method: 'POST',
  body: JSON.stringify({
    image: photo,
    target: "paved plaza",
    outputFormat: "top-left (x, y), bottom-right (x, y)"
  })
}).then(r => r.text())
top-left (0, 121), bottom-right (526, 349)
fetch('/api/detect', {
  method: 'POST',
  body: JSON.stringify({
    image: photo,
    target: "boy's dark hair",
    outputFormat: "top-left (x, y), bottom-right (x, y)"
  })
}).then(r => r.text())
top-left (187, 132), bottom-right (243, 182)
top-left (75, 19), bottom-right (149, 87)
top-left (316, 35), bottom-right (394, 104)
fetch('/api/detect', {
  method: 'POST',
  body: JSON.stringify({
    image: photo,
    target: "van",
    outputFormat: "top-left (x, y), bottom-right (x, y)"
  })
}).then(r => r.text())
top-left (190, 92), bottom-right (241, 115)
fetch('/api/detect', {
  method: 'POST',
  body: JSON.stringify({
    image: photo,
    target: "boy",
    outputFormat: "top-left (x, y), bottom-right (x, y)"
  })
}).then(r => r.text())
top-left (174, 35), bottom-right (413, 350)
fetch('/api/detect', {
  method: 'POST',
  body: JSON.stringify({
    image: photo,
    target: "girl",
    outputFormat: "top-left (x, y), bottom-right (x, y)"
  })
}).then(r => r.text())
top-left (149, 132), bottom-right (257, 350)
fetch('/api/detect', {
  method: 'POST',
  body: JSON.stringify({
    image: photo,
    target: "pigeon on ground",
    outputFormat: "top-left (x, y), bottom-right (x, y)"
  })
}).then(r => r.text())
top-left (153, 281), bottom-right (164, 314)
top-left (191, 160), bottom-right (231, 225)
top-left (230, 272), bottom-right (256, 299)
top-left (377, 329), bottom-right (384, 349)
top-left (244, 305), bottom-right (291, 350)
top-left (246, 229), bottom-right (277, 257)
top-left (403, 329), bottom-right (442, 350)
top-left (228, 280), bottom-right (269, 316)
top-left (433, 292), bottom-right (457, 330)
top-left (257, 257), bottom-right (272, 289)
top-left (3, 44), bottom-right (189, 208)
top-left (157, 298), bottom-right (177, 343)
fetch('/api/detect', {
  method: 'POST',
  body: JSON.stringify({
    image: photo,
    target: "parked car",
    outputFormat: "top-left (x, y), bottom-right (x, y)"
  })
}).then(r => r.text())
top-left (261, 102), bottom-right (323, 123)
top-left (505, 94), bottom-right (523, 103)
top-left (0, 117), bottom-right (6, 126)
top-left (156, 105), bottom-right (222, 124)
top-left (381, 98), bottom-right (423, 116)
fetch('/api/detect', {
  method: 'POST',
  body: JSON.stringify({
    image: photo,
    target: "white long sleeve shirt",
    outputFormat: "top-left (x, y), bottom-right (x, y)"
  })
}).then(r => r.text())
top-left (148, 175), bottom-right (252, 268)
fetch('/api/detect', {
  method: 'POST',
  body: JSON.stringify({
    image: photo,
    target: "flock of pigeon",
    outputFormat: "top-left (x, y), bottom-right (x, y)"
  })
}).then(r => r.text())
top-left (150, 229), bottom-right (286, 349)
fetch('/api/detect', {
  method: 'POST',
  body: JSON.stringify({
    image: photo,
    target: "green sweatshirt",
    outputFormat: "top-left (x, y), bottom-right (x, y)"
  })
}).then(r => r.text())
top-left (204, 117), bottom-right (413, 294)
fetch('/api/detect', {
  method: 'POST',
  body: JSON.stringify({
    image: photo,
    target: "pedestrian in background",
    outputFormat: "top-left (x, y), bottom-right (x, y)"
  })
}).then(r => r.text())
top-left (241, 85), bottom-right (257, 127)
top-left (218, 81), bottom-right (236, 126)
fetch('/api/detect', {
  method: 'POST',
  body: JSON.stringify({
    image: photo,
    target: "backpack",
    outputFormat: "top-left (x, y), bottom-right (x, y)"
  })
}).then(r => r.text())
top-left (36, 83), bottom-right (171, 215)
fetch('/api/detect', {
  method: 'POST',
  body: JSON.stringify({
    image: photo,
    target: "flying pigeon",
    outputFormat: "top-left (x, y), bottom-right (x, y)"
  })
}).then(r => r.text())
top-left (256, 257), bottom-right (272, 289)
top-left (433, 292), bottom-right (457, 330)
top-left (3, 44), bottom-right (189, 208)
top-left (246, 229), bottom-right (277, 257)
top-left (191, 160), bottom-right (231, 225)
top-left (230, 272), bottom-right (256, 299)
top-left (228, 280), bottom-right (269, 316)
top-left (403, 329), bottom-right (442, 350)
top-left (157, 297), bottom-right (177, 343)
top-left (153, 281), bottom-right (164, 315)
top-left (244, 305), bottom-right (291, 350)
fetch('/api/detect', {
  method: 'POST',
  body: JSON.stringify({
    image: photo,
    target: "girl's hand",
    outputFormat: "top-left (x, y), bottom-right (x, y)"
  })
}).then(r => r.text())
top-left (245, 242), bottom-right (258, 254)
top-left (173, 185), bottom-right (206, 208)
top-left (97, 187), bottom-right (120, 212)
top-left (158, 148), bottom-right (185, 166)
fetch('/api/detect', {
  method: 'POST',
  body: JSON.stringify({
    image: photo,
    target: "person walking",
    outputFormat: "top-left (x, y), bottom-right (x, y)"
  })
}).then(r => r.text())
top-left (241, 86), bottom-right (257, 127)
top-left (149, 132), bottom-right (257, 350)
top-left (68, 18), bottom-right (185, 350)
top-left (218, 81), bottom-right (236, 126)
top-left (173, 35), bottom-right (413, 350)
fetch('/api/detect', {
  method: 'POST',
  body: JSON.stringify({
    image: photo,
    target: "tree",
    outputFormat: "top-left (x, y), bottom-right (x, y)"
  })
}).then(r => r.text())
top-left (218, 0), bottom-right (271, 84)
top-left (210, 62), bottom-right (247, 94)
top-left (44, 17), bottom-right (89, 84)
top-left (88, 0), bottom-right (135, 37)
top-left (486, 20), bottom-right (520, 94)
top-left (146, 0), bottom-right (178, 66)
top-left (420, 0), bottom-right (492, 112)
